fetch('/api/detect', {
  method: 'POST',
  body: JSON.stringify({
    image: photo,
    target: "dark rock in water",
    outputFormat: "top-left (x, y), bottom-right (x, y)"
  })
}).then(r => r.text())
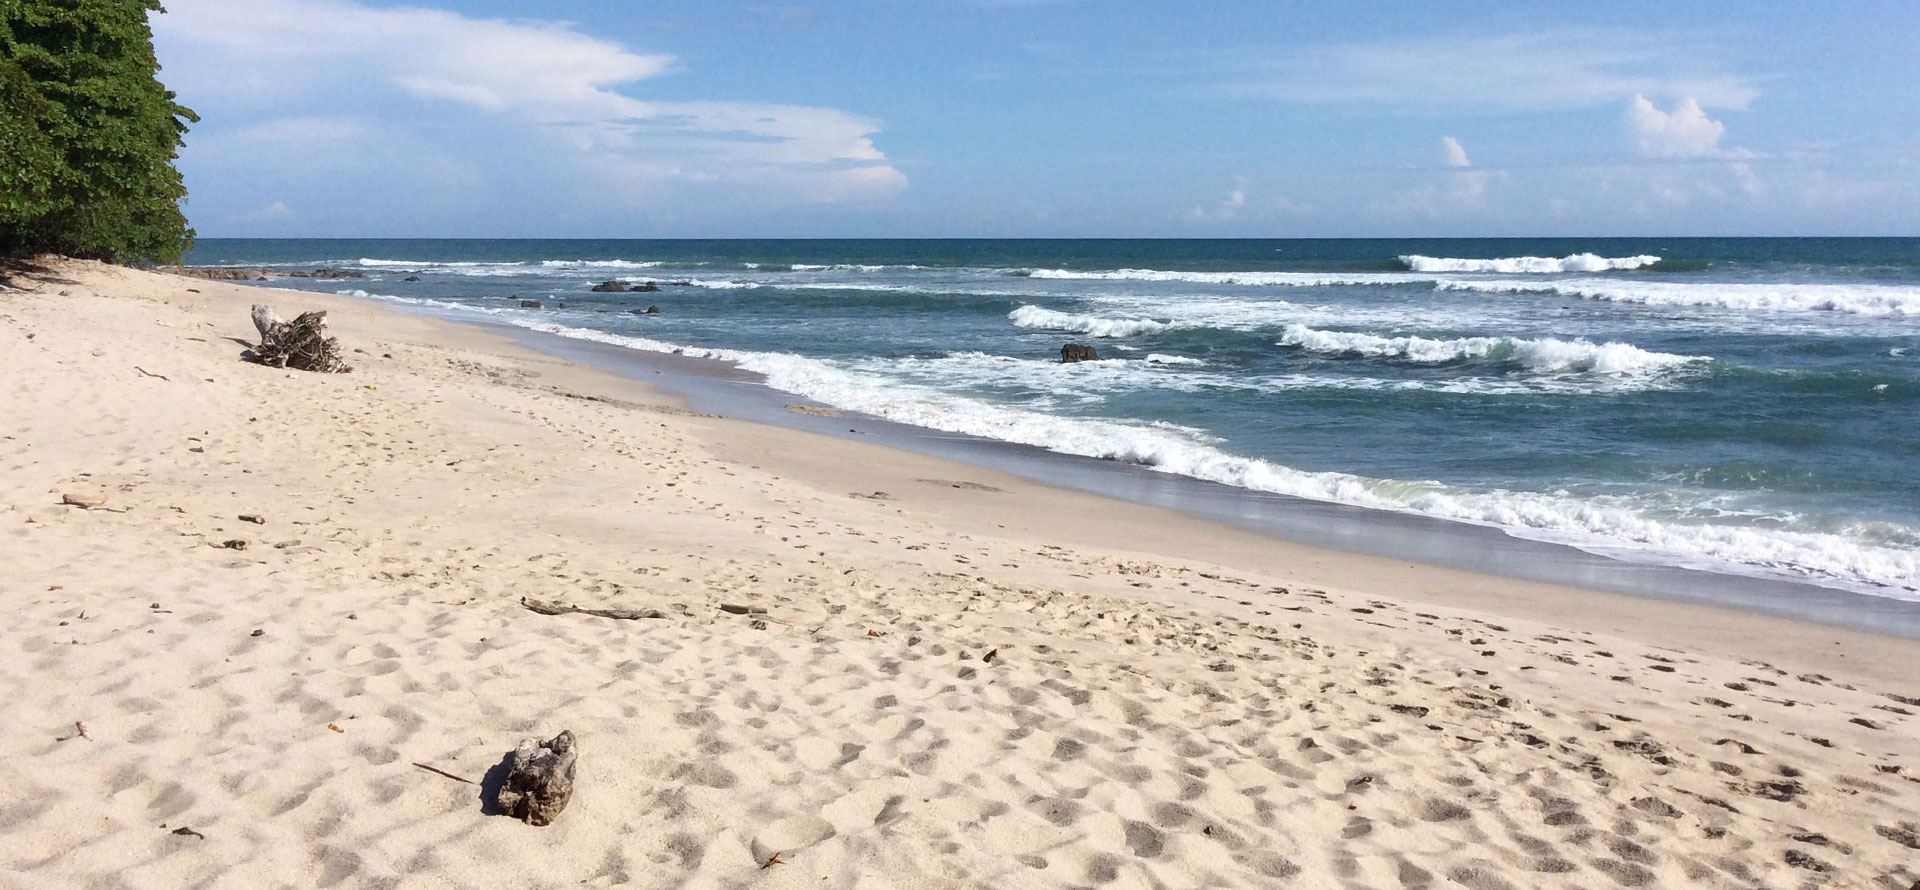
top-left (256, 275), bottom-right (268, 281)
top-left (493, 730), bottom-right (578, 826)
top-left (287, 268), bottom-right (363, 279)
top-left (633, 282), bottom-right (660, 292)
top-left (590, 279), bottom-right (629, 292)
top-left (557, 302), bottom-right (568, 308)
top-left (175, 267), bottom-right (265, 280)
top-left (663, 279), bottom-right (694, 287)
top-left (1060, 344), bottom-right (1099, 363)
top-left (403, 275), bottom-right (420, 282)
top-left (645, 305), bottom-right (660, 314)
top-left (520, 299), bottom-right (542, 308)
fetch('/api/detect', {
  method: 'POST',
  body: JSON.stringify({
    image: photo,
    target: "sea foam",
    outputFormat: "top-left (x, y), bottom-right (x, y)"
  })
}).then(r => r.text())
top-left (491, 319), bottom-right (1920, 593)
top-left (538, 259), bottom-right (666, 269)
top-left (320, 282), bottom-right (1918, 594)
top-left (1276, 324), bottom-right (1704, 374)
top-left (1009, 305), bottom-right (1173, 337)
top-left (1400, 253), bottom-right (1662, 273)
top-left (1435, 278), bottom-right (1920, 317)
top-left (1023, 268), bottom-right (1422, 287)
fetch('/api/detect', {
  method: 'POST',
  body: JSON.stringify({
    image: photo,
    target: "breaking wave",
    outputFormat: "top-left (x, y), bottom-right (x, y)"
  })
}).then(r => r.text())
top-left (1276, 324), bottom-right (1705, 374)
top-left (1022, 268), bottom-right (1422, 287)
top-left (1438, 278), bottom-right (1920, 317)
top-left (1400, 253), bottom-right (1663, 273)
top-left (1008, 305), bottom-right (1173, 337)
top-left (538, 259), bottom-right (666, 269)
top-left (465, 318), bottom-right (1920, 593)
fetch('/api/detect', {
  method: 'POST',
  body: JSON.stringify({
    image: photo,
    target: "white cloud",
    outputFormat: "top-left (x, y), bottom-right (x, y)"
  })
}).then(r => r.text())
top-left (1373, 137), bottom-right (1490, 220)
top-left (1187, 185), bottom-right (1246, 222)
top-left (1187, 178), bottom-right (1302, 224)
top-left (151, 0), bottom-right (905, 215)
top-left (238, 200), bottom-right (295, 222)
top-left (1226, 30), bottom-right (1757, 113)
top-left (1437, 136), bottom-right (1488, 204)
top-left (1626, 95), bottom-right (1727, 158)
top-left (1620, 95), bottom-right (1764, 202)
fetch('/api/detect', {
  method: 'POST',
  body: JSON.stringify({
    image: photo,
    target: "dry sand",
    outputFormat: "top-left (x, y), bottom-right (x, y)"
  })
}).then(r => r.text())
top-left (2, 258), bottom-right (1917, 889)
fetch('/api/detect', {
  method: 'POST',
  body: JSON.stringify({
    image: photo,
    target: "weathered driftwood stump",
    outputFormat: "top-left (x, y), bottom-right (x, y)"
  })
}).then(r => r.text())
top-left (496, 730), bottom-right (578, 826)
top-left (250, 305), bottom-right (350, 373)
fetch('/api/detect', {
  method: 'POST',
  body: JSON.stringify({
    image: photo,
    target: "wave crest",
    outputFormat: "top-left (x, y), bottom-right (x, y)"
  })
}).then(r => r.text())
top-left (1277, 324), bottom-right (1702, 374)
top-left (485, 320), bottom-right (1920, 593)
top-left (1023, 268), bottom-right (1418, 287)
top-left (538, 259), bottom-right (665, 269)
top-left (1009, 305), bottom-right (1172, 337)
top-left (1400, 253), bottom-right (1662, 274)
top-left (1438, 278), bottom-right (1920, 316)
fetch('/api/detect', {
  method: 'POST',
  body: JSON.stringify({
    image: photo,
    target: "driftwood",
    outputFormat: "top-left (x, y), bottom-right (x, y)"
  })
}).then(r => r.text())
top-left (495, 730), bottom-right (578, 826)
top-left (520, 596), bottom-right (666, 620)
top-left (412, 762), bottom-right (475, 785)
top-left (250, 305), bottom-right (350, 373)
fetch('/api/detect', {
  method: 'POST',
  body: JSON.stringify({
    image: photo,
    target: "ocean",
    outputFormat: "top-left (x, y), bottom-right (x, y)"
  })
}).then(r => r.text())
top-left (184, 238), bottom-right (1920, 600)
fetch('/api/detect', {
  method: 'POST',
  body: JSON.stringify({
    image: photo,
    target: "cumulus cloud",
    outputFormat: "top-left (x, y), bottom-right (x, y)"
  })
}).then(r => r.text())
top-left (1188, 183), bottom-right (1247, 222)
top-left (1626, 95), bottom-right (1727, 158)
top-left (1225, 30), bottom-right (1757, 113)
top-left (1620, 94), bottom-right (1762, 202)
top-left (1441, 137), bottom-right (1488, 204)
top-left (151, 0), bottom-right (905, 225)
top-left (1372, 137), bottom-right (1490, 220)
top-left (1186, 178), bottom-right (1303, 225)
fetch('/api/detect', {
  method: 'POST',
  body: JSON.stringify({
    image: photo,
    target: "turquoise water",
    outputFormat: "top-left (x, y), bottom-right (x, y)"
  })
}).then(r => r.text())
top-left (185, 238), bottom-right (1920, 597)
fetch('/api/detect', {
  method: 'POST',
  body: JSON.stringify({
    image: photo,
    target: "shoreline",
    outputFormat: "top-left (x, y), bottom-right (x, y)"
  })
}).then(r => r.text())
top-left (183, 269), bottom-right (1920, 661)
top-left (5, 260), bottom-right (1917, 888)
top-left (483, 317), bottom-right (1920, 640)
top-left (182, 244), bottom-right (1920, 607)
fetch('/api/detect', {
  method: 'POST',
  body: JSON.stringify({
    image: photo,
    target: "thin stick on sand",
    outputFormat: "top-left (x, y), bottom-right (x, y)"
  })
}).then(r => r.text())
top-left (412, 762), bottom-right (476, 785)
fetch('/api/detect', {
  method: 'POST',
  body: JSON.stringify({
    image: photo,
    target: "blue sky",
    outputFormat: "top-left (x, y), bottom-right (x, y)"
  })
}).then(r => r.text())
top-left (152, 0), bottom-right (1920, 237)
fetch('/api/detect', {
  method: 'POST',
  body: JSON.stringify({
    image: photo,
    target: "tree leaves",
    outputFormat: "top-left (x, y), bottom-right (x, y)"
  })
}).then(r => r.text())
top-left (1, 0), bottom-right (195, 263)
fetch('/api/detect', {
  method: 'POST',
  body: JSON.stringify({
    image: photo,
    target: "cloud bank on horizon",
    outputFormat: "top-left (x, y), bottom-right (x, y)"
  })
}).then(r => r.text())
top-left (153, 0), bottom-right (1920, 237)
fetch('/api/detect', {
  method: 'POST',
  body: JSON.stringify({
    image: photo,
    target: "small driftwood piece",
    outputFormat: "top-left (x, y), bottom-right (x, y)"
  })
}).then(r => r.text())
top-left (412, 762), bottom-right (475, 785)
top-left (496, 730), bottom-right (578, 826)
top-left (520, 596), bottom-right (665, 620)
top-left (250, 305), bottom-right (351, 373)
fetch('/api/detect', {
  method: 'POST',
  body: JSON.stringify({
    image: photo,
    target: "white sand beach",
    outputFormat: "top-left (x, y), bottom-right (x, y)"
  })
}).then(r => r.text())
top-left (2, 259), bottom-right (1917, 889)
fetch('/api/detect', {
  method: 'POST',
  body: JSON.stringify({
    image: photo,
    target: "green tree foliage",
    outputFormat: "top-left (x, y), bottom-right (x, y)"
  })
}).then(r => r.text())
top-left (1, 0), bottom-right (196, 264)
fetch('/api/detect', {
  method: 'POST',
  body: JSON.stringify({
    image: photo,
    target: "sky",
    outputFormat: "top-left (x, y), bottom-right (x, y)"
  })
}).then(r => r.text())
top-left (150, 0), bottom-right (1920, 238)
